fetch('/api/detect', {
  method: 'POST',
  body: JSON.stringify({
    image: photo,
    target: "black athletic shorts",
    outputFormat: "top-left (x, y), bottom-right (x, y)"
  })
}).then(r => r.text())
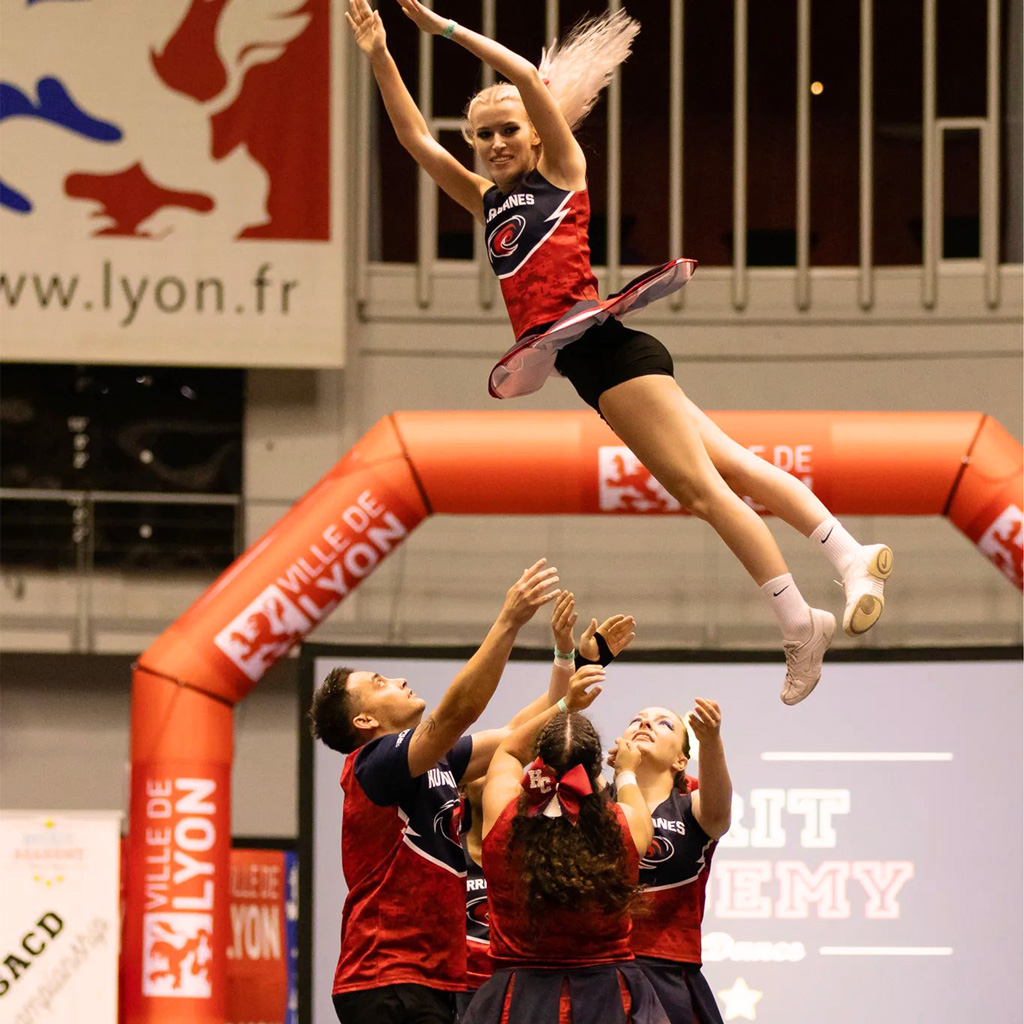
top-left (333, 983), bottom-right (457, 1024)
top-left (553, 317), bottom-right (675, 413)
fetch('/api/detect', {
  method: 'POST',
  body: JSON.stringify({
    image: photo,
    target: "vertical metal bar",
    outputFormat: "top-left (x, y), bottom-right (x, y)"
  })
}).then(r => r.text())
top-left (733, 0), bottom-right (748, 310)
top-left (859, 0), bottom-right (874, 309)
top-left (355, 54), bottom-right (371, 309)
top-left (936, 123), bottom-right (946, 265)
top-left (669, 0), bottom-right (685, 309)
top-left (416, 7), bottom-right (436, 308)
top-left (476, 0), bottom-right (497, 309)
top-left (606, 0), bottom-right (623, 292)
top-left (796, 0), bottom-right (811, 310)
top-left (546, 0), bottom-right (559, 48)
top-left (983, 0), bottom-right (1001, 307)
top-left (922, 0), bottom-right (937, 308)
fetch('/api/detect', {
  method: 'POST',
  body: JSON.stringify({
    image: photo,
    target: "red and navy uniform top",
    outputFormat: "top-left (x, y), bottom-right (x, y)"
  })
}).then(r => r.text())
top-left (483, 169), bottom-right (599, 340)
top-left (462, 835), bottom-right (492, 989)
top-left (632, 788), bottom-right (717, 965)
top-left (482, 796), bottom-right (639, 968)
top-left (334, 728), bottom-right (473, 994)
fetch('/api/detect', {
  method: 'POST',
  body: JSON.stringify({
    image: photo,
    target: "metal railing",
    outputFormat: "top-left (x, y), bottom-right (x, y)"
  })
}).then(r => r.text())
top-left (355, 0), bottom-right (1008, 317)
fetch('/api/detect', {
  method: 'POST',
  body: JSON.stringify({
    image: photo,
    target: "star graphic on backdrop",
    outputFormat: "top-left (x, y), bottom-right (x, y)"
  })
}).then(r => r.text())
top-left (718, 977), bottom-right (764, 1021)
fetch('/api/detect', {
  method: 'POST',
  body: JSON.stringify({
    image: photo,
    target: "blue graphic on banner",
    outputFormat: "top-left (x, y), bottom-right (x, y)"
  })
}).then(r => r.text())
top-left (0, 77), bottom-right (122, 212)
top-left (285, 850), bottom-right (298, 1024)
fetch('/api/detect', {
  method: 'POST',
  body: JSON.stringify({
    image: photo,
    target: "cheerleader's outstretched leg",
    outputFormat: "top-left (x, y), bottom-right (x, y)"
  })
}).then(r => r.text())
top-left (678, 397), bottom-right (893, 637)
top-left (598, 374), bottom-right (834, 705)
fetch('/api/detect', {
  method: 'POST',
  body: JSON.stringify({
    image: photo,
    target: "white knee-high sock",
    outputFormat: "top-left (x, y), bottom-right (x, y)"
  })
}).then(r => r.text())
top-left (760, 573), bottom-right (812, 642)
top-left (810, 518), bottom-right (861, 576)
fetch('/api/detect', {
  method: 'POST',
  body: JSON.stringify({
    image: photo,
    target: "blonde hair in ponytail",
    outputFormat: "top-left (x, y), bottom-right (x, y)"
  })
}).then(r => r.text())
top-left (460, 9), bottom-right (640, 145)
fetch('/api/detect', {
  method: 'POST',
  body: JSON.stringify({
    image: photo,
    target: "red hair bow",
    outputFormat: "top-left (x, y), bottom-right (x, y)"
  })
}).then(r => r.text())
top-left (520, 757), bottom-right (593, 825)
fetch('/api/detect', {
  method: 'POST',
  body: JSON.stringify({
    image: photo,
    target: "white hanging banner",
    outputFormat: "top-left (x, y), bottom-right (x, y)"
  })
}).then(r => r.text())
top-left (0, 811), bottom-right (121, 1023)
top-left (0, 0), bottom-right (345, 367)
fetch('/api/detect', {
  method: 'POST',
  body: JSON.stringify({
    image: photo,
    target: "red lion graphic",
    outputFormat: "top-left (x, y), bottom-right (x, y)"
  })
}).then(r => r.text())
top-left (607, 453), bottom-right (675, 512)
top-left (147, 923), bottom-right (211, 990)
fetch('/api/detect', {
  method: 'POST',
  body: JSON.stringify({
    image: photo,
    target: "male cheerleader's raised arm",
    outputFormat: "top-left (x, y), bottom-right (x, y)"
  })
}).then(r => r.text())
top-left (395, 0), bottom-right (626, 188)
top-left (406, 559), bottom-right (560, 778)
top-left (345, 0), bottom-right (491, 221)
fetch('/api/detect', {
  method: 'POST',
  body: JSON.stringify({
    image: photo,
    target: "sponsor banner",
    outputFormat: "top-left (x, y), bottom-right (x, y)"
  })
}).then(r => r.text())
top-left (226, 849), bottom-right (297, 1024)
top-left (0, 810), bottom-right (121, 1023)
top-left (0, 0), bottom-right (344, 367)
top-left (126, 765), bottom-right (230, 1020)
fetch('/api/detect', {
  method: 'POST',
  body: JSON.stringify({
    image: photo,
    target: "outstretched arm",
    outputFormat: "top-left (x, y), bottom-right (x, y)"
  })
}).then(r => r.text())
top-left (611, 738), bottom-right (654, 855)
top-left (406, 559), bottom-right (560, 777)
top-left (481, 665), bottom-right (605, 837)
top-left (346, 0), bottom-right (491, 220)
top-left (688, 699), bottom-right (733, 840)
top-left (395, 0), bottom-right (586, 189)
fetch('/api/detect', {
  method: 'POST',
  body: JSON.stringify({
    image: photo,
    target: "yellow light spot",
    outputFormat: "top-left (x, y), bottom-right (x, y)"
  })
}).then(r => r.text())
top-left (44, 820), bottom-right (55, 828)
top-left (810, 81), bottom-right (824, 96)
top-left (45, 880), bottom-right (52, 887)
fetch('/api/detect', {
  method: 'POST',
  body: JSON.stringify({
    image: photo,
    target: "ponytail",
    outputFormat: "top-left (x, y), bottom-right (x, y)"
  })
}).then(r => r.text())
top-left (461, 9), bottom-right (640, 144)
top-left (538, 9), bottom-right (640, 131)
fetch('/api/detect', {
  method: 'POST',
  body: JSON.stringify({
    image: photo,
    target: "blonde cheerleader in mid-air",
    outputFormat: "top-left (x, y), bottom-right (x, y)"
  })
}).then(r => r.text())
top-left (346, 0), bottom-right (893, 704)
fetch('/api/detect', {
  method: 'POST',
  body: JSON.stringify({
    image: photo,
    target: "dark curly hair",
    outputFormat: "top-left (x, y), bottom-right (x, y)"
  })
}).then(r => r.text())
top-left (509, 712), bottom-right (640, 923)
top-left (308, 667), bottom-right (361, 754)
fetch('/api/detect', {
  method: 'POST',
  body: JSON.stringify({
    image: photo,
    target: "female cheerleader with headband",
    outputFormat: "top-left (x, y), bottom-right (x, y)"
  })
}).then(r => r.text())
top-left (346, 0), bottom-right (893, 705)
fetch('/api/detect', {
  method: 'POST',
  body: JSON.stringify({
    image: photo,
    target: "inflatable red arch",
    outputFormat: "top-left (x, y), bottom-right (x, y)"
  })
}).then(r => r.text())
top-left (123, 409), bottom-right (1022, 1023)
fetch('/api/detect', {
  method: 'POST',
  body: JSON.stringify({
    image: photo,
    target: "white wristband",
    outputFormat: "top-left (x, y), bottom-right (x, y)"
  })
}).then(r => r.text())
top-left (615, 771), bottom-right (638, 789)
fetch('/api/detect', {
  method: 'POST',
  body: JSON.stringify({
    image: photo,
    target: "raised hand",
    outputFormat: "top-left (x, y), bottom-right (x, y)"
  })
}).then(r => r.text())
top-left (578, 613), bottom-right (636, 661)
top-left (551, 590), bottom-right (578, 655)
top-left (612, 737), bottom-right (642, 775)
top-left (393, 0), bottom-right (449, 35)
top-left (499, 559), bottom-right (560, 628)
top-left (565, 664), bottom-right (605, 712)
top-left (345, 0), bottom-right (386, 56)
top-left (688, 698), bottom-right (722, 743)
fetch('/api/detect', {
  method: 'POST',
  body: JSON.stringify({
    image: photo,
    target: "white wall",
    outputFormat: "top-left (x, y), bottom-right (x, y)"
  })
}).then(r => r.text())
top-left (0, 653), bottom-right (300, 837)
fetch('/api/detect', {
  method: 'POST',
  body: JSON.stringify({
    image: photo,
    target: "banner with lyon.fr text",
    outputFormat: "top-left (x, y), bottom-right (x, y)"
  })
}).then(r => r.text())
top-left (0, 810), bottom-right (122, 1024)
top-left (0, 0), bottom-right (344, 367)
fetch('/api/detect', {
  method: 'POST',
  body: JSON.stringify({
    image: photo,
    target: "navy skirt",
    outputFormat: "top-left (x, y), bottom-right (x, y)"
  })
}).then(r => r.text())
top-left (635, 957), bottom-right (725, 1024)
top-left (460, 961), bottom-right (671, 1024)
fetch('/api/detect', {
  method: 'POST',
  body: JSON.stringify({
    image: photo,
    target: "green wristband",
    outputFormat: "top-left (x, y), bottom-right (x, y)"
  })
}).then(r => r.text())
top-left (556, 697), bottom-right (569, 714)
top-left (554, 646), bottom-right (575, 662)
top-left (442, 19), bottom-right (458, 39)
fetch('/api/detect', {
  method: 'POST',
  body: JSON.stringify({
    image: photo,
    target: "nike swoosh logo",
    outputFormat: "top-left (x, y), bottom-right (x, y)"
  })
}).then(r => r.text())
top-left (820, 526), bottom-right (834, 544)
top-left (773, 586), bottom-right (789, 597)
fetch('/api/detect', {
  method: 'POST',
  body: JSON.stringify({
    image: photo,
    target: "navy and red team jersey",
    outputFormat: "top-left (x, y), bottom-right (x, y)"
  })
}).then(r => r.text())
top-left (632, 788), bottom-right (717, 964)
top-left (483, 797), bottom-right (639, 969)
top-left (334, 728), bottom-right (473, 995)
top-left (483, 170), bottom-right (599, 340)
top-left (462, 836), bottom-right (492, 989)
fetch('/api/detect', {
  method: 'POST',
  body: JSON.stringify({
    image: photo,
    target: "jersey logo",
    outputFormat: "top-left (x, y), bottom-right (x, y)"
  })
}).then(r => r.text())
top-left (432, 797), bottom-right (464, 850)
top-left (487, 215), bottom-right (527, 259)
top-left (466, 894), bottom-right (490, 928)
top-left (641, 835), bottom-right (676, 868)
